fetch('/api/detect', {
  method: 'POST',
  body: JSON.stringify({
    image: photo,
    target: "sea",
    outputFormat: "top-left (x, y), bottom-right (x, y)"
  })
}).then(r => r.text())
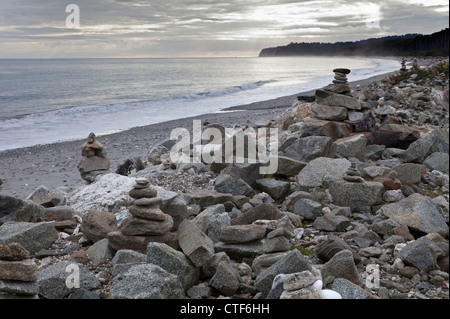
top-left (0, 57), bottom-right (400, 151)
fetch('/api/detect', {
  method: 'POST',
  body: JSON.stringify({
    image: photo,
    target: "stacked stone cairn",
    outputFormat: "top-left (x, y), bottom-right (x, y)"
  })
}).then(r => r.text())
top-left (77, 133), bottom-right (110, 183)
top-left (343, 163), bottom-right (364, 183)
top-left (310, 68), bottom-right (362, 123)
top-left (400, 60), bottom-right (407, 72)
top-left (108, 177), bottom-right (176, 254)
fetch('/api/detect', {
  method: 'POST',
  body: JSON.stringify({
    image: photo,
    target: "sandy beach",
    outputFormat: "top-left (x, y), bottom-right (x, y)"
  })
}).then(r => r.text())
top-left (0, 67), bottom-right (408, 199)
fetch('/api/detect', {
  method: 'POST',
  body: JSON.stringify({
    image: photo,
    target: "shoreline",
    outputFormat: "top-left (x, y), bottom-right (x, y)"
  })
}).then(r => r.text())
top-left (0, 59), bottom-right (431, 199)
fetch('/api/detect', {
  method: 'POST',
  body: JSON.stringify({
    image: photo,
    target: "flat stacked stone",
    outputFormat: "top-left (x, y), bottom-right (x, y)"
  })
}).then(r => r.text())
top-left (77, 133), bottom-right (110, 182)
top-left (330, 68), bottom-right (351, 94)
top-left (0, 243), bottom-right (38, 282)
top-left (400, 60), bottom-right (407, 72)
top-left (343, 163), bottom-right (364, 183)
top-left (108, 178), bottom-right (177, 253)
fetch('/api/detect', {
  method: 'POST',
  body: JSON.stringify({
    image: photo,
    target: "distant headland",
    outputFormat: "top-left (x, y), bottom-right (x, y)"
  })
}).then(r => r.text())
top-left (259, 28), bottom-right (449, 57)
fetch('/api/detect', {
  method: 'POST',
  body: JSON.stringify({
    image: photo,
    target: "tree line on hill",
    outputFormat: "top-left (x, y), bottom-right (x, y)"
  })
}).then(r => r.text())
top-left (259, 28), bottom-right (449, 57)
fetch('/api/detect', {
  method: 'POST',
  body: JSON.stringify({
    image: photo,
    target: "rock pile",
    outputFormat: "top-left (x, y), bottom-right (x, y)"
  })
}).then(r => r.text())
top-left (0, 61), bottom-right (448, 300)
top-left (77, 133), bottom-right (110, 183)
top-left (108, 177), bottom-right (177, 254)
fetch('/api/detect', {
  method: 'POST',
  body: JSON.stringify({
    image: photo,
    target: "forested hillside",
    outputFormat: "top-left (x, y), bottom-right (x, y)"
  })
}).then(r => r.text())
top-left (259, 28), bottom-right (449, 57)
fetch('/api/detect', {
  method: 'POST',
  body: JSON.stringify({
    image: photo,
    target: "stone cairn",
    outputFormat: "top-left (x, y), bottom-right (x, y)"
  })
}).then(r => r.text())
top-left (310, 68), bottom-right (362, 123)
top-left (343, 163), bottom-right (364, 183)
top-left (108, 177), bottom-right (175, 253)
top-left (77, 133), bottom-right (110, 183)
top-left (400, 60), bottom-right (407, 73)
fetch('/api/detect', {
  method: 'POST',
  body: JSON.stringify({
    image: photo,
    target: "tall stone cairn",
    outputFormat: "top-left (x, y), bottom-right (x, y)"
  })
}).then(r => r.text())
top-left (77, 133), bottom-right (110, 182)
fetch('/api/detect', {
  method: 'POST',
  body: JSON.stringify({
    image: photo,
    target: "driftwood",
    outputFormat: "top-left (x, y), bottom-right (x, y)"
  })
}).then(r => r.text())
top-left (116, 158), bottom-right (146, 176)
top-left (359, 130), bottom-right (418, 150)
top-left (345, 112), bottom-right (376, 132)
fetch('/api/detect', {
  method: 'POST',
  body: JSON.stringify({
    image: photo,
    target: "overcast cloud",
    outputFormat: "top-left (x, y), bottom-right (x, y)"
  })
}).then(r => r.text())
top-left (0, 0), bottom-right (448, 58)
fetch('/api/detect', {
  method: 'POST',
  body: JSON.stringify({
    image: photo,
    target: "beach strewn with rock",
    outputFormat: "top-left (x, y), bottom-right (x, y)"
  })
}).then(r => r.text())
top-left (0, 57), bottom-right (449, 300)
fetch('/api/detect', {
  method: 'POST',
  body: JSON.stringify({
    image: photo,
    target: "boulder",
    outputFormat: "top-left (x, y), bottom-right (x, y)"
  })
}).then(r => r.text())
top-left (81, 209), bottom-right (118, 243)
top-left (310, 103), bottom-right (348, 121)
top-left (378, 193), bottom-right (449, 237)
top-left (399, 130), bottom-right (449, 163)
top-left (398, 237), bottom-right (443, 272)
top-left (146, 242), bottom-right (200, 292)
top-left (67, 173), bottom-right (135, 215)
top-left (0, 195), bottom-right (45, 224)
top-left (327, 181), bottom-right (384, 212)
top-left (315, 89), bottom-right (361, 110)
top-left (392, 163), bottom-right (423, 185)
top-left (293, 199), bottom-right (323, 221)
top-left (321, 250), bottom-right (362, 286)
top-left (334, 134), bottom-right (367, 161)
top-left (331, 278), bottom-right (377, 299)
top-left (219, 224), bottom-right (266, 244)
top-left (423, 152), bottom-right (449, 174)
top-left (37, 260), bottom-right (101, 299)
top-left (254, 250), bottom-right (312, 297)
top-left (209, 261), bottom-right (241, 296)
top-left (110, 263), bottom-right (185, 299)
top-left (0, 222), bottom-right (58, 255)
top-left (255, 179), bottom-right (291, 201)
top-left (178, 219), bottom-right (215, 268)
top-left (280, 136), bottom-right (336, 163)
top-left (231, 203), bottom-right (282, 225)
top-left (296, 157), bottom-right (351, 191)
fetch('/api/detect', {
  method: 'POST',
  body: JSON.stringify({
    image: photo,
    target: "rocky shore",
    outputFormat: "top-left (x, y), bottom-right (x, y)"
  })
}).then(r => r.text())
top-left (0, 58), bottom-right (449, 300)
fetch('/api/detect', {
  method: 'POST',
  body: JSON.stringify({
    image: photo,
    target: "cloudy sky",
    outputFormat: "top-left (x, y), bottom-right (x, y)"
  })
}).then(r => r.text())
top-left (0, 0), bottom-right (448, 58)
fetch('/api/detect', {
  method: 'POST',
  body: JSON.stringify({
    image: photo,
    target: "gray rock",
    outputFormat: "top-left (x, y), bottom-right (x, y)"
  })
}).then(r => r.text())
top-left (423, 152), bottom-right (449, 174)
top-left (293, 199), bottom-right (323, 221)
top-left (194, 205), bottom-right (230, 243)
top-left (263, 236), bottom-right (291, 254)
top-left (399, 129), bottom-right (449, 163)
top-left (0, 279), bottom-right (39, 296)
top-left (26, 185), bottom-right (51, 204)
top-left (327, 181), bottom-right (384, 212)
top-left (365, 144), bottom-right (386, 161)
top-left (296, 157), bottom-right (351, 191)
top-left (110, 263), bottom-right (185, 299)
top-left (254, 249), bottom-right (312, 297)
top-left (383, 190), bottom-right (405, 203)
top-left (147, 145), bottom-right (170, 165)
top-left (282, 270), bottom-right (321, 292)
top-left (202, 252), bottom-right (230, 277)
top-left (0, 195), bottom-right (45, 224)
top-left (214, 240), bottom-right (265, 258)
top-left (38, 260), bottom-right (100, 299)
top-left (221, 163), bottom-right (263, 188)
top-left (311, 103), bottom-right (348, 121)
top-left (219, 224), bottom-right (266, 244)
top-left (331, 278), bottom-right (377, 299)
top-left (69, 288), bottom-right (101, 299)
top-left (321, 250), bottom-right (362, 286)
top-left (272, 156), bottom-right (307, 176)
top-left (111, 249), bottom-right (146, 265)
top-left (315, 89), bottom-right (362, 110)
top-left (252, 252), bottom-right (288, 277)
top-left (398, 237), bottom-right (442, 272)
top-left (184, 191), bottom-right (233, 209)
top-left (86, 238), bottom-right (114, 266)
top-left (146, 242), bottom-right (200, 292)
top-left (315, 238), bottom-right (361, 264)
top-left (432, 196), bottom-right (449, 223)
top-left (379, 193), bottom-right (449, 237)
top-left (256, 179), bottom-right (291, 201)
top-left (313, 214), bottom-right (351, 232)
top-left (81, 209), bottom-right (118, 242)
top-left (231, 203), bottom-right (282, 226)
top-left (334, 134), bottom-right (367, 161)
top-left (280, 136), bottom-right (336, 163)
top-left (209, 261), bottom-right (240, 296)
top-left (178, 219), bottom-right (215, 268)
top-left (392, 163), bottom-right (423, 185)
top-left (215, 174), bottom-right (255, 197)
top-left (120, 215), bottom-right (173, 236)
top-left (0, 222), bottom-right (58, 255)
top-left (162, 195), bottom-right (190, 231)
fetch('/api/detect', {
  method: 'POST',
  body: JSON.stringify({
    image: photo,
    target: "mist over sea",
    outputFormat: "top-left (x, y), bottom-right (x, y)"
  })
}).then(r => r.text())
top-left (0, 57), bottom-right (399, 151)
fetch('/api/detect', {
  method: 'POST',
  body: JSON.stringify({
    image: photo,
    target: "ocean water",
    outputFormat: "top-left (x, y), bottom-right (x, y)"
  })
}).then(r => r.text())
top-left (0, 57), bottom-right (400, 151)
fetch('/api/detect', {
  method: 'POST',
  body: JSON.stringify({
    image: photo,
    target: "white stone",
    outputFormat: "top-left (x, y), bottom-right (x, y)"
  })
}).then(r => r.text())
top-left (67, 173), bottom-right (135, 215)
top-left (319, 289), bottom-right (342, 299)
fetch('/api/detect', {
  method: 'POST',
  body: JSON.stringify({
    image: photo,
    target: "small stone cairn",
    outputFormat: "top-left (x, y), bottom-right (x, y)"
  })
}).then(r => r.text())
top-left (77, 133), bottom-right (110, 183)
top-left (400, 60), bottom-right (407, 73)
top-left (109, 178), bottom-right (175, 253)
top-left (330, 68), bottom-right (351, 94)
top-left (343, 163), bottom-right (364, 183)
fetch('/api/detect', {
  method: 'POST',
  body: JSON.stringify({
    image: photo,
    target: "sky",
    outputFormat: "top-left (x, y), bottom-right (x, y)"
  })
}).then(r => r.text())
top-left (0, 0), bottom-right (448, 58)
